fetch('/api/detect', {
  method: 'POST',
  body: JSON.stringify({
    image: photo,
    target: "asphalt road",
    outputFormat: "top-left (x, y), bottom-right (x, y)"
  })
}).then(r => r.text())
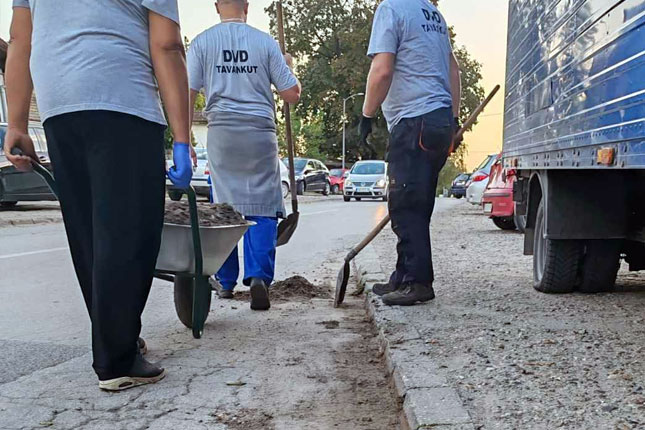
top-left (0, 195), bottom-right (398, 429)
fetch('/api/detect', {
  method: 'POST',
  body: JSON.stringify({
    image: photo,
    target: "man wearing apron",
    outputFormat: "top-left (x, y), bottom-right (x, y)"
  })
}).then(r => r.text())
top-left (360, 0), bottom-right (462, 306)
top-left (187, 0), bottom-right (301, 310)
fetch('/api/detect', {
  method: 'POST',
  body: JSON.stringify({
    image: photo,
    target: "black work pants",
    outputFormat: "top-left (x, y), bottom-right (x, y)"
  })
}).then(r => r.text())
top-left (386, 107), bottom-right (453, 286)
top-left (43, 110), bottom-right (166, 380)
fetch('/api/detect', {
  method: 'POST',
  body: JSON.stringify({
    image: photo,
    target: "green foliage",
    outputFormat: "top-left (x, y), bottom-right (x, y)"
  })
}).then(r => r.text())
top-left (267, 0), bottom-right (485, 167)
top-left (436, 158), bottom-right (463, 197)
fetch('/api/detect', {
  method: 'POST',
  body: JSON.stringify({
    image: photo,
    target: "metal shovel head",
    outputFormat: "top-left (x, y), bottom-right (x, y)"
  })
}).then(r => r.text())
top-left (334, 261), bottom-right (350, 308)
top-left (276, 211), bottom-right (299, 247)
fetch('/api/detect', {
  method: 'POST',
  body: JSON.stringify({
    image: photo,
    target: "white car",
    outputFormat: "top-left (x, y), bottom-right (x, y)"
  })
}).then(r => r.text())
top-left (344, 160), bottom-right (388, 202)
top-left (279, 159), bottom-right (290, 198)
top-left (466, 154), bottom-right (497, 206)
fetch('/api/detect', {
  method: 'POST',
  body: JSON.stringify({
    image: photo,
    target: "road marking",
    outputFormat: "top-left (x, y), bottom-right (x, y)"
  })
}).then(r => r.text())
top-left (0, 247), bottom-right (68, 260)
top-left (300, 210), bottom-right (339, 217)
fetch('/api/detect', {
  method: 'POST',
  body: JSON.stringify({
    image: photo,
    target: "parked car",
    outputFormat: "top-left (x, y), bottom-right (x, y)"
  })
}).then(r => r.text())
top-left (329, 168), bottom-right (348, 194)
top-left (279, 158), bottom-right (290, 198)
top-left (343, 160), bottom-right (388, 202)
top-left (284, 157), bottom-right (331, 195)
top-left (482, 157), bottom-right (526, 232)
top-left (466, 153), bottom-right (497, 205)
top-left (0, 123), bottom-right (57, 207)
top-left (449, 173), bottom-right (470, 198)
top-left (166, 145), bottom-right (210, 196)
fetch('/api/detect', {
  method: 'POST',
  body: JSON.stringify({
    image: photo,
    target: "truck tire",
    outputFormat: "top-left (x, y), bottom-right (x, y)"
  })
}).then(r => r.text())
top-left (493, 217), bottom-right (516, 230)
top-left (579, 240), bottom-right (621, 294)
top-left (533, 201), bottom-right (581, 294)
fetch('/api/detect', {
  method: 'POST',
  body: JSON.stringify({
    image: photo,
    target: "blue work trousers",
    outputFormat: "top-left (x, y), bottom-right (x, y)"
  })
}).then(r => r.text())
top-left (216, 216), bottom-right (278, 290)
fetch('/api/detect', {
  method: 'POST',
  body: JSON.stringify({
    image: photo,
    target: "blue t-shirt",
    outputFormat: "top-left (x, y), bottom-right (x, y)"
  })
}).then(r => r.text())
top-left (187, 23), bottom-right (298, 121)
top-left (12, 0), bottom-right (179, 125)
top-left (367, 0), bottom-right (453, 131)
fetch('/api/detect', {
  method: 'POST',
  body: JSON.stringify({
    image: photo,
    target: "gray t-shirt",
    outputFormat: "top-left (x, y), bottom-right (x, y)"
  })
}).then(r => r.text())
top-left (187, 23), bottom-right (297, 121)
top-left (12, 0), bottom-right (179, 125)
top-left (368, 0), bottom-right (453, 131)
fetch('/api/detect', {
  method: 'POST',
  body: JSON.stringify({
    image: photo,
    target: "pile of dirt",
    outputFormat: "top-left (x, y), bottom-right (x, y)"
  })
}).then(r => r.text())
top-left (164, 201), bottom-right (245, 227)
top-left (233, 276), bottom-right (331, 302)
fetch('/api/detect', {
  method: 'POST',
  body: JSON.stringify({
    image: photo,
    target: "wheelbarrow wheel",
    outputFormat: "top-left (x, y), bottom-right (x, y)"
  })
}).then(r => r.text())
top-left (174, 275), bottom-right (211, 333)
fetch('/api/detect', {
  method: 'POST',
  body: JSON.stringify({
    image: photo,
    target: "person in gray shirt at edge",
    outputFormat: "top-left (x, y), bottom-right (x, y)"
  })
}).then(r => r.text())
top-left (359, 0), bottom-right (462, 306)
top-left (4, 0), bottom-right (193, 391)
top-left (187, 0), bottom-right (301, 311)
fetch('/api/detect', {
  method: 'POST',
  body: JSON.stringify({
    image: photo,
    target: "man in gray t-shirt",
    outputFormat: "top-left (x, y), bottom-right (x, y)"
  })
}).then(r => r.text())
top-left (5, 0), bottom-right (192, 390)
top-left (360, 0), bottom-right (462, 306)
top-left (187, 0), bottom-right (300, 311)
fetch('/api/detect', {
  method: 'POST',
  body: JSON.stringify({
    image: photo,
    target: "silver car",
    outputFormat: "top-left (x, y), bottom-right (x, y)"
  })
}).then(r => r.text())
top-left (343, 160), bottom-right (388, 202)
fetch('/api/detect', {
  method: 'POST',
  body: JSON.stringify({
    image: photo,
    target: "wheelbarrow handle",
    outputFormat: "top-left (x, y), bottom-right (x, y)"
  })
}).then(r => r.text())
top-left (10, 147), bottom-right (59, 197)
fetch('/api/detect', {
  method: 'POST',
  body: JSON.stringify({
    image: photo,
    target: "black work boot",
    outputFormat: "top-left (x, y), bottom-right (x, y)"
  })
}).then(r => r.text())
top-left (98, 354), bottom-right (166, 392)
top-left (382, 283), bottom-right (435, 306)
top-left (250, 278), bottom-right (270, 311)
top-left (210, 276), bottom-right (234, 299)
top-left (372, 282), bottom-right (399, 296)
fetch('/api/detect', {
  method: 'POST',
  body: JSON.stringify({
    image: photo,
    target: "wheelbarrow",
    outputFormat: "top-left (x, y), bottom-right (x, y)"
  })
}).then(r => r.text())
top-left (12, 148), bottom-right (251, 339)
top-left (155, 187), bottom-right (252, 338)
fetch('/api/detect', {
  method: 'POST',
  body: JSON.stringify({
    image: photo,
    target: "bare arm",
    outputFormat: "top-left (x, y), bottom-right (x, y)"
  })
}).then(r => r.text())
top-left (148, 11), bottom-right (190, 144)
top-left (450, 52), bottom-right (461, 118)
top-left (279, 53), bottom-right (301, 104)
top-left (4, 7), bottom-right (37, 171)
top-left (362, 53), bottom-right (395, 117)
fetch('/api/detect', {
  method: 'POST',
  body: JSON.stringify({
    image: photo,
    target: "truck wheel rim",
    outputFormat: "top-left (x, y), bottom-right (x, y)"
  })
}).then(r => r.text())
top-left (535, 215), bottom-right (546, 282)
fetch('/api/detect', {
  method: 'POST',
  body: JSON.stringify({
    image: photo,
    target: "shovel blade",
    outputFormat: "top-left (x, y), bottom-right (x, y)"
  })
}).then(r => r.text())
top-left (334, 261), bottom-right (350, 308)
top-left (276, 212), bottom-right (299, 247)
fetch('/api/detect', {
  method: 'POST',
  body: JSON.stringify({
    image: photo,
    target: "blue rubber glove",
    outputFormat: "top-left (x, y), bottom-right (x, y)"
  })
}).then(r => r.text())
top-left (167, 142), bottom-right (193, 189)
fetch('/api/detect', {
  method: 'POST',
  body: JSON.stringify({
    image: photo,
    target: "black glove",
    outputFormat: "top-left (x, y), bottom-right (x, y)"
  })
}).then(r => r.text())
top-left (358, 115), bottom-right (373, 145)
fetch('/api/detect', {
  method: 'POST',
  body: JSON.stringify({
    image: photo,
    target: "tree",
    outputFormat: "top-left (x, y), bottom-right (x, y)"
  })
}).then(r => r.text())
top-left (267, 0), bottom-right (485, 170)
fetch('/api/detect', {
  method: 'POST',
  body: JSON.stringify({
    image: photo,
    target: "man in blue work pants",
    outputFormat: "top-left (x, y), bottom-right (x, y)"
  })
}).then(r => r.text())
top-left (217, 217), bottom-right (278, 298)
top-left (187, 0), bottom-right (301, 310)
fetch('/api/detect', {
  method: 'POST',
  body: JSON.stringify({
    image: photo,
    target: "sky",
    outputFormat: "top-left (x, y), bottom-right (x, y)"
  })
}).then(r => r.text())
top-left (0, 0), bottom-right (508, 170)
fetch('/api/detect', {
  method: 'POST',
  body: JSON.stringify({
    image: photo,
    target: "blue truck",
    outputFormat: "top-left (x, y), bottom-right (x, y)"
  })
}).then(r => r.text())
top-left (503, 0), bottom-right (645, 294)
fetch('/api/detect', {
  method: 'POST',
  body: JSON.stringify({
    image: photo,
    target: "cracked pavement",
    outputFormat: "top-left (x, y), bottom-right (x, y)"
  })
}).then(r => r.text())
top-left (0, 199), bottom-right (398, 430)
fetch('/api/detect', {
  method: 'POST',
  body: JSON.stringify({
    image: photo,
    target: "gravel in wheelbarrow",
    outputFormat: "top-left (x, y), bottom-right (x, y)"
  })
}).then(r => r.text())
top-left (165, 201), bottom-right (246, 227)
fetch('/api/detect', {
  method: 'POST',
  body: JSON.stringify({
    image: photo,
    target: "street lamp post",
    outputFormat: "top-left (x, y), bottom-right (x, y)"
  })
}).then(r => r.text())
top-left (342, 92), bottom-right (364, 170)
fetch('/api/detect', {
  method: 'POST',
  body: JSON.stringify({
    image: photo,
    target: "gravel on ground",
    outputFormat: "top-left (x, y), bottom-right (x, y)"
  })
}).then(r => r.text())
top-left (372, 198), bottom-right (645, 430)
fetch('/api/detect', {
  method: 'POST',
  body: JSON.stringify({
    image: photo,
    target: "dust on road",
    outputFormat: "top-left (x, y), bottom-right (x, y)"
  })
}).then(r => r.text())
top-left (0, 256), bottom-right (400, 430)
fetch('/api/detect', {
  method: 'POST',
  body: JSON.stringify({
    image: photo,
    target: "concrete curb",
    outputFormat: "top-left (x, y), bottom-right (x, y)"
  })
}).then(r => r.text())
top-left (0, 216), bottom-right (62, 228)
top-left (354, 242), bottom-right (475, 430)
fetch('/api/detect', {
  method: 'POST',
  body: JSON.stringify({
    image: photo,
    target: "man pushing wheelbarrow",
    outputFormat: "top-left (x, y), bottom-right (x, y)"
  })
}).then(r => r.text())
top-left (5, 0), bottom-right (192, 391)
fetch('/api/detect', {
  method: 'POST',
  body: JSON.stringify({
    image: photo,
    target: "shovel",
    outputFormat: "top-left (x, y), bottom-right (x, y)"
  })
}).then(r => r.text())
top-left (334, 84), bottom-right (501, 307)
top-left (275, 0), bottom-right (299, 247)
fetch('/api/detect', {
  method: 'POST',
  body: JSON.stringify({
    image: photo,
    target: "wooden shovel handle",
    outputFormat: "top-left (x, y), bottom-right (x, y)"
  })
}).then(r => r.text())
top-left (276, 1), bottom-right (298, 213)
top-left (346, 214), bottom-right (391, 262)
top-left (346, 85), bottom-right (501, 261)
